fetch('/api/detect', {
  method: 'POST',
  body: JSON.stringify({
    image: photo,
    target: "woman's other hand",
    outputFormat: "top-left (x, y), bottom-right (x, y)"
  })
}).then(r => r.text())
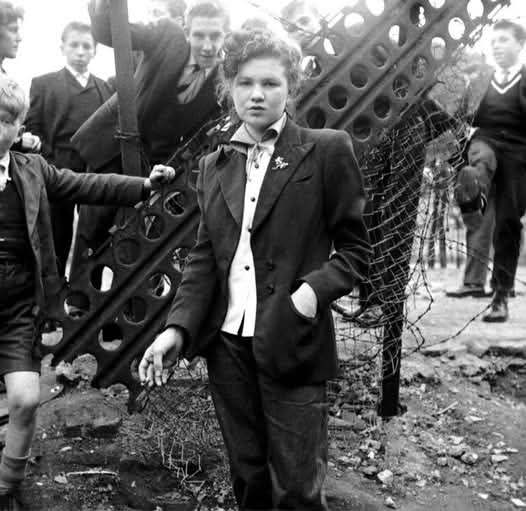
top-left (138, 326), bottom-right (185, 387)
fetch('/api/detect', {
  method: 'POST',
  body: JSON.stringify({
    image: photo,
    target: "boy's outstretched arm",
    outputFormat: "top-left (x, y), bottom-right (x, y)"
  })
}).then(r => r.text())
top-left (40, 156), bottom-right (176, 206)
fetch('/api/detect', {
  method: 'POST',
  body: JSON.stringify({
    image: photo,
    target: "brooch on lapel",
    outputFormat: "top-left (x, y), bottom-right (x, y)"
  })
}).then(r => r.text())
top-left (272, 156), bottom-right (289, 170)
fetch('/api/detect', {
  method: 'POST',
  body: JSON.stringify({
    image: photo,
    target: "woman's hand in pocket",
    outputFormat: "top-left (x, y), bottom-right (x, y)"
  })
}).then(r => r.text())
top-left (290, 283), bottom-right (318, 319)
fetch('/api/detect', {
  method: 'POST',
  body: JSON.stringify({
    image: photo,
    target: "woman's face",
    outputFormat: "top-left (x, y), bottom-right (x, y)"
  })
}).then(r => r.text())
top-left (232, 56), bottom-right (289, 138)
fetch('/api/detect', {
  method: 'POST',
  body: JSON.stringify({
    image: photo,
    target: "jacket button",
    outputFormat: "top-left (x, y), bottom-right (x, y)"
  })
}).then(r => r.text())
top-left (267, 284), bottom-right (275, 294)
top-left (266, 260), bottom-right (275, 270)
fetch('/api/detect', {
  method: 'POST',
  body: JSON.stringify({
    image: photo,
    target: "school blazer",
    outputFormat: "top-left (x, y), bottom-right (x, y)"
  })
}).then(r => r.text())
top-left (9, 151), bottom-right (147, 313)
top-left (25, 68), bottom-right (113, 162)
top-left (166, 120), bottom-right (371, 384)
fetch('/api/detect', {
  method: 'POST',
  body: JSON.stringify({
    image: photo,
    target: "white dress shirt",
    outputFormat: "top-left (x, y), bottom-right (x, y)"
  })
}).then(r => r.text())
top-left (66, 65), bottom-right (90, 88)
top-left (221, 114), bottom-right (287, 337)
top-left (0, 152), bottom-right (11, 192)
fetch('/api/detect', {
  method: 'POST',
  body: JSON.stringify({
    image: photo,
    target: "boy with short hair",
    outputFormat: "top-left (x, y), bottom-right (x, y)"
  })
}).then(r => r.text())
top-left (281, 0), bottom-right (321, 48)
top-left (26, 21), bottom-right (113, 280)
top-left (456, 19), bottom-right (526, 322)
top-left (0, 74), bottom-right (173, 510)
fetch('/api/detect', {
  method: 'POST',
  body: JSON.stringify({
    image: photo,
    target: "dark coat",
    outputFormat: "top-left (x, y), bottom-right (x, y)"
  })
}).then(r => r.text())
top-left (25, 68), bottom-right (113, 162)
top-left (71, 0), bottom-right (220, 171)
top-left (9, 151), bottom-right (146, 311)
top-left (165, 120), bottom-right (371, 384)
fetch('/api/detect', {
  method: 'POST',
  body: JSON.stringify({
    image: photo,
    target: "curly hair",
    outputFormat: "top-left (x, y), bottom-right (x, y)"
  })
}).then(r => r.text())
top-left (0, 1), bottom-right (23, 28)
top-left (219, 29), bottom-right (303, 110)
top-left (0, 75), bottom-right (28, 121)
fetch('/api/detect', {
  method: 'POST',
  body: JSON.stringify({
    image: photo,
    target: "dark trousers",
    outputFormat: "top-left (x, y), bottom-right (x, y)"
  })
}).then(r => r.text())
top-left (462, 192), bottom-right (495, 287)
top-left (50, 148), bottom-right (86, 277)
top-left (491, 143), bottom-right (526, 293)
top-left (207, 332), bottom-right (329, 511)
top-left (51, 200), bottom-right (74, 277)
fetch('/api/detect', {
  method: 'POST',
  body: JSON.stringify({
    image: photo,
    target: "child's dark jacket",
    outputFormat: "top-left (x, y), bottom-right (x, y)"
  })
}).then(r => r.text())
top-left (8, 151), bottom-right (146, 312)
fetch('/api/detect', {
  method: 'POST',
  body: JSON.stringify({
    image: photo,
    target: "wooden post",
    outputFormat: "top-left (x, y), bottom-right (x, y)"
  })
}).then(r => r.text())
top-left (109, 0), bottom-right (142, 177)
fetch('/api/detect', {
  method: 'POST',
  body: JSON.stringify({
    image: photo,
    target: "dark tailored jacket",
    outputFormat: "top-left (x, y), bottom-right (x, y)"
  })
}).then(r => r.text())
top-left (25, 68), bottom-right (113, 163)
top-left (165, 120), bottom-right (372, 384)
top-left (71, 0), bottom-right (219, 171)
top-left (8, 151), bottom-right (147, 311)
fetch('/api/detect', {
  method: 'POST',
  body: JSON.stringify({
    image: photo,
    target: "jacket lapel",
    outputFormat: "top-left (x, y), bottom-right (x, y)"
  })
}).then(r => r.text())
top-left (216, 147), bottom-right (247, 226)
top-left (252, 120), bottom-right (314, 233)
top-left (10, 154), bottom-right (41, 236)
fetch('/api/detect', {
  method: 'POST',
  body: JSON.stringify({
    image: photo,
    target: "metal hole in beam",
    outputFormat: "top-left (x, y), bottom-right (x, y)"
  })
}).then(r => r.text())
top-left (142, 214), bottom-right (164, 240)
top-left (350, 64), bottom-right (369, 88)
top-left (98, 323), bottom-right (123, 352)
top-left (90, 265), bottom-right (114, 292)
top-left (164, 191), bottom-right (186, 216)
top-left (352, 116), bottom-right (373, 142)
top-left (393, 75), bottom-right (410, 99)
top-left (172, 247), bottom-right (191, 273)
top-left (306, 107), bottom-right (327, 129)
top-left (409, 3), bottom-right (427, 28)
top-left (371, 44), bottom-right (389, 67)
top-left (41, 323), bottom-right (63, 346)
top-left (64, 292), bottom-right (90, 318)
top-left (449, 17), bottom-right (466, 40)
top-left (431, 37), bottom-right (446, 60)
top-left (366, 0), bottom-right (384, 16)
top-left (467, 0), bottom-right (483, 19)
top-left (114, 238), bottom-right (141, 266)
top-left (123, 296), bottom-right (148, 324)
top-left (412, 56), bottom-right (429, 79)
top-left (328, 85), bottom-right (349, 110)
top-left (373, 96), bottom-right (391, 120)
top-left (344, 13), bottom-right (365, 37)
top-left (148, 273), bottom-right (172, 298)
top-left (301, 56), bottom-right (322, 77)
top-left (389, 25), bottom-right (407, 46)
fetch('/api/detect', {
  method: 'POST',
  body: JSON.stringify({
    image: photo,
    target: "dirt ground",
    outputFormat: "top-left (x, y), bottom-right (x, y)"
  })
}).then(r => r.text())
top-left (3, 265), bottom-right (526, 510)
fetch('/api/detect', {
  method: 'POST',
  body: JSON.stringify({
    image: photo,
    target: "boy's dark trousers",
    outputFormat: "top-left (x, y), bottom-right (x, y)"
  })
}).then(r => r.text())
top-left (206, 332), bottom-right (329, 511)
top-left (487, 141), bottom-right (526, 293)
top-left (50, 147), bottom-right (86, 277)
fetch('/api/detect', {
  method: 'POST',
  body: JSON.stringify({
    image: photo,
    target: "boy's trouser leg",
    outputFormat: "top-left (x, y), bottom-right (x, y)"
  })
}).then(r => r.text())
top-left (0, 371), bottom-right (40, 493)
top-left (462, 194), bottom-right (495, 287)
top-left (492, 148), bottom-right (526, 293)
top-left (50, 200), bottom-right (75, 278)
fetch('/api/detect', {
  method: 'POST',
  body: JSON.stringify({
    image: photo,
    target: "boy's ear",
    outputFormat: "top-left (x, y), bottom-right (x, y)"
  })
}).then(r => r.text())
top-left (16, 124), bottom-right (25, 142)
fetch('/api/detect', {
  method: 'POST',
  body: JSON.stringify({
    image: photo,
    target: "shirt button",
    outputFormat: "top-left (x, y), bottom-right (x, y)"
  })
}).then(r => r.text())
top-left (250, 197), bottom-right (256, 202)
top-left (255, 163), bottom-right (260, 169)
top-left (248, 227), bottom-right (252, 233)
top-left (244, 265), bottom-right (250, 271)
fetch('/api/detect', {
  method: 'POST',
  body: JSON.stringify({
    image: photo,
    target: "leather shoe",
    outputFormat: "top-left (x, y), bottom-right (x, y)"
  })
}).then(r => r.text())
top-left (482, 296), bottom-right (508, 322)
top-left (445, 284), bottom-right (490, 298)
